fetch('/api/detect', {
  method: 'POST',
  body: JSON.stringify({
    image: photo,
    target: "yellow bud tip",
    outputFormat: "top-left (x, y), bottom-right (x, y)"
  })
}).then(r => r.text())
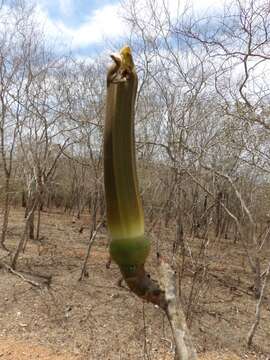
top-left (120, 46), bottom-right (134, 72)
top-left (120, 45), bottom-right (132, 55)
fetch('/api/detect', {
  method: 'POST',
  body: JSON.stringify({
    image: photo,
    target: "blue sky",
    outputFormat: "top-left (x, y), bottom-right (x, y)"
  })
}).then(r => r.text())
top-left (42, 0), bottom-right (119, 27)
top-left (28, 0), bottom-right (223, 58)
top-left (34, 0), bottom-right (127, 57)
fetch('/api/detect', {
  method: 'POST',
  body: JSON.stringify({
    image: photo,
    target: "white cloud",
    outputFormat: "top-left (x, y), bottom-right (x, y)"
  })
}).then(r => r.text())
top-left (2, 0), bottom-right (226, 51)
top-left (33, 2), bottom-right (127, 49)
top-left (35, 0), bottom-right (223, 50)
top-left (34, 5), bottom-right (62, 38)
top-left (72, 4), bottom-right (127, 47)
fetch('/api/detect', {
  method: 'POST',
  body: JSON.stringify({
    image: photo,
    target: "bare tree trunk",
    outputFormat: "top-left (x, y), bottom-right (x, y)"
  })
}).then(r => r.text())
top-left (11, 200), bottom-right (37, 269)
top-left (175, 212), bottom-right (186, 298)
top-left (29, 210), bottom-right (35, 240)
top-left (173, 213), bottom-right (184, 255)
top-left (191, 188), bottom-right (199, 237)
top-left (21, 190), bottom-right (27, 208)
top-left (165, 177), bottom-right (176, 227)
top-left (215, 191), bottom-right (222, 238)
top-left (0, 177), bottom-right (11, 250)
top-left (253, 258), bottom-right (262, 299)
top-left (36, 201), bottom-right (42, 241)
top-left (247, 260), bottom-right (270, 347)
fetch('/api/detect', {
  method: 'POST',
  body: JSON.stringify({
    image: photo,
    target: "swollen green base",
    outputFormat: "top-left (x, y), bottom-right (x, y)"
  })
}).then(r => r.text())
top-left (110, 236), bottom-right (150, 268)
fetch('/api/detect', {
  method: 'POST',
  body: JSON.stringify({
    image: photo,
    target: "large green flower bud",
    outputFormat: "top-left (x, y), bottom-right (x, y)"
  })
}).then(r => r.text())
top-left (104, 46), bottom-right (150, 276)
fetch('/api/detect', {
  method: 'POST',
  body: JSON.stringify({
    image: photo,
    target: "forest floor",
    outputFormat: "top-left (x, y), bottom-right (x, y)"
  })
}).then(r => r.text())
top-left (0, 208), bottom-right (269, 360)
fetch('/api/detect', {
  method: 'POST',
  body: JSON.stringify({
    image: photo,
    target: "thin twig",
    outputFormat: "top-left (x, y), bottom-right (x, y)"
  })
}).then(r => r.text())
top-left (79, 221), bottom-right (103, 281)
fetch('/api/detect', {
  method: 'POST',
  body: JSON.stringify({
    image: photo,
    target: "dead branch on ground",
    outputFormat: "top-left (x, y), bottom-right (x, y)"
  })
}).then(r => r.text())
top-left (0, 260), bottom-right (51, 288)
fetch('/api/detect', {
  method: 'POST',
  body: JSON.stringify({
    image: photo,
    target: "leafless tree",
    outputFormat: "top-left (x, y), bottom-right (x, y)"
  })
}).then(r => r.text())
top-left (122, 0), bottom-right (270, 347)
top-left (0, 2), bottom-right (37, 249)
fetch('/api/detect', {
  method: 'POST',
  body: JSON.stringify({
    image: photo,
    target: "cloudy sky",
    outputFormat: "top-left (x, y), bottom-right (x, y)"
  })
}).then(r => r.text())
top-left (33, 0), bottom-right (221, 57)
top-left (33, 0), bottom-right (125, 56)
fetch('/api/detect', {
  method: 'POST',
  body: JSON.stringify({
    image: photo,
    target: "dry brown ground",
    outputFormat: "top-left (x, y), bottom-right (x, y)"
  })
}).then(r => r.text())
top-left (0, 209), bottom-right (269, 360)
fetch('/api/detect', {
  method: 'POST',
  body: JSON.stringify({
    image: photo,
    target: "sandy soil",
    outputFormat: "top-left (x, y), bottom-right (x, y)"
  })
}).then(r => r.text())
top-left (0, 209), bottom-right (269, 359)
